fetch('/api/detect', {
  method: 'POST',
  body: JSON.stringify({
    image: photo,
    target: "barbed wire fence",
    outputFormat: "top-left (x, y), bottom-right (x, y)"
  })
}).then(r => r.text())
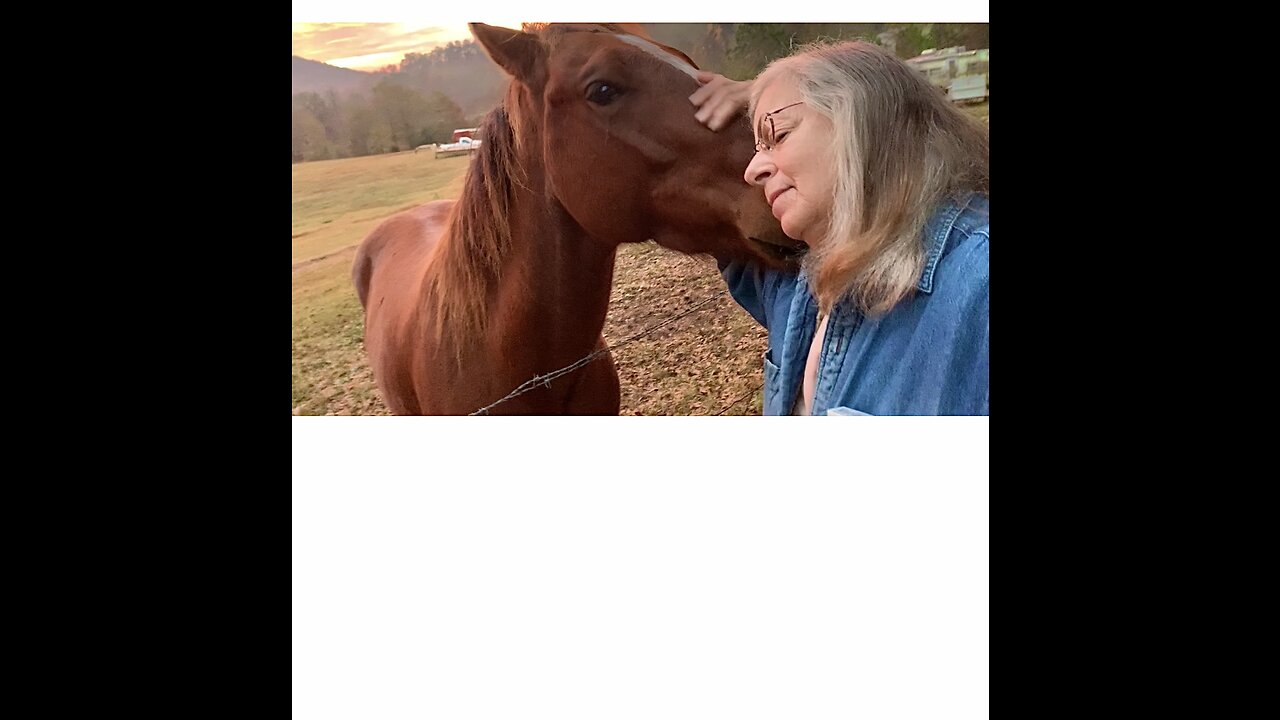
top-left (470, 288), bottom-right (762, 416)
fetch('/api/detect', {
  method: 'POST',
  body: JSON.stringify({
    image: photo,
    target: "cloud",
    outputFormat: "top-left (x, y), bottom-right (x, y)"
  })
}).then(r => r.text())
top-left (292, 23), bottom-right (465, 68)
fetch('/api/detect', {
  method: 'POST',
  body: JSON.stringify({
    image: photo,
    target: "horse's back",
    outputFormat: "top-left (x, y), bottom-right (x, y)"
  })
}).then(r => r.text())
top-left (353, 200), bottom-right (454, 309)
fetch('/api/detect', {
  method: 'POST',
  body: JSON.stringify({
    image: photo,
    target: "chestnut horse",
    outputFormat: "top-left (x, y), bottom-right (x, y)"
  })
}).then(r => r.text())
top-left (353, 23), bottom-right (798, 415)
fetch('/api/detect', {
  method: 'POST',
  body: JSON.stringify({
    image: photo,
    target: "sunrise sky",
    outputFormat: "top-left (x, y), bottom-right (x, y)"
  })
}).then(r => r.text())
top-left (291, 1), bottom-right (986, 72)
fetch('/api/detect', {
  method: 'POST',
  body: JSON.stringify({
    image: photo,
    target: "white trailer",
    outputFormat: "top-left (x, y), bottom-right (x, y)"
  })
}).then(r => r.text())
top-left (948, 74), bottom-right (988, 103)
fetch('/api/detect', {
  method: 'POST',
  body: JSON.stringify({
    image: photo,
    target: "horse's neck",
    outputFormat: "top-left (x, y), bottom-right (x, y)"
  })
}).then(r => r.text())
top-left (491, 186), bottom-right (617, 366)
top-left (504, 193), bottom-right (614, 340)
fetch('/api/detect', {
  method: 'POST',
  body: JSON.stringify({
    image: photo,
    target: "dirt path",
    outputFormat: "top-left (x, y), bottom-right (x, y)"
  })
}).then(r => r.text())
top-left (293, 245), bottom-right (359, 275)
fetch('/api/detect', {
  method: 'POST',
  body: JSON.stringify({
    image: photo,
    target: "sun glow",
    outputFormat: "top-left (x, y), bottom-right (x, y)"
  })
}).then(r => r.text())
top-left (292, 20), bottom-right (528, 71)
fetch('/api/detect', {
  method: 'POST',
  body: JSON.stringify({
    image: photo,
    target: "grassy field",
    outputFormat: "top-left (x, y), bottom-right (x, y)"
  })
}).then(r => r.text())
top-left (293, 151), bottom-right (472, 267)
top-left (292, 101), bottom-right (986, 416)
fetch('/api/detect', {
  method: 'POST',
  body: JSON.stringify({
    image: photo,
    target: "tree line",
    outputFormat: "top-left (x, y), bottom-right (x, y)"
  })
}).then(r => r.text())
top-left (291, 38), bottom-right (507, 163)
top-left (291, 82), bottom-right (469, 162)
top-left (291, 23), bottom-right (987, 163)
top-left (642, 23), bottom-right (988, 79)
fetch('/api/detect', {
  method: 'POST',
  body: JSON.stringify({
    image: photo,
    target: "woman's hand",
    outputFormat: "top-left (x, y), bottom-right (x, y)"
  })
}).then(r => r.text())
top-left (689, 71), bottom-right (753, 132)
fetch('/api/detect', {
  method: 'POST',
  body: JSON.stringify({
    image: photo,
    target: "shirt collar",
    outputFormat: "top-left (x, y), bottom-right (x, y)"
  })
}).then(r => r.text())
top-left (916, 194), bottom-right (973, 294)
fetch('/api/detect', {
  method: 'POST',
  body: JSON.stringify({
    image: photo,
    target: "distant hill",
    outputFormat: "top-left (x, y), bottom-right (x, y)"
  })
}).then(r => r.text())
top-left (292, 56), bottom-right (376, 96)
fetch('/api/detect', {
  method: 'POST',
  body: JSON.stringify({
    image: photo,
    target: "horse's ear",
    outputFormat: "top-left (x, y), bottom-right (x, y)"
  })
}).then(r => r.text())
top-left (470, 24), bottom-right (546, 85)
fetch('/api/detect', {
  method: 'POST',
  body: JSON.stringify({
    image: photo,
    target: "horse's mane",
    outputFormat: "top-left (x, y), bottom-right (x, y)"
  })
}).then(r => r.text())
top-left (424, 105), bottom-right (524, 360)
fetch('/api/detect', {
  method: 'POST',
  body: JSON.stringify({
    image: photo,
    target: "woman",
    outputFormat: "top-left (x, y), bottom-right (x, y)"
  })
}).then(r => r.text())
top-left (689, 41), bottom-right (989, 415)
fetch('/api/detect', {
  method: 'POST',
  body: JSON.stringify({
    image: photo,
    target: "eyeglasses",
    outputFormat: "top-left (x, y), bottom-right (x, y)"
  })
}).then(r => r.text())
top-left (754, 101), bottom-right (804, 153)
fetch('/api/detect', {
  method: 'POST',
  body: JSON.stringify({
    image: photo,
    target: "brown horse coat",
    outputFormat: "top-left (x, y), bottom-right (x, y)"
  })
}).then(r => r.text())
top-left (353, 24), bottom-right (799, 415)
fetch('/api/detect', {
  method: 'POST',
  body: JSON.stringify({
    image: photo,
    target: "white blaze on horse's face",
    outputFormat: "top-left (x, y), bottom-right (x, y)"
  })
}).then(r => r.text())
top-left (613, 35), bottom-right (700, 79)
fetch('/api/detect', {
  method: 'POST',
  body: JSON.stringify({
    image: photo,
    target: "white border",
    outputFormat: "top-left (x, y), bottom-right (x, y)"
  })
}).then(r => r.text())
top-left (293, 419), bottom-right (989, 719)
top-left (292, 1), bottom-right (990, 23)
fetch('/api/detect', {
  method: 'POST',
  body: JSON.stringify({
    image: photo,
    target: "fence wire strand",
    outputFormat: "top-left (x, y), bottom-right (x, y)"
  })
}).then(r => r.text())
top-left (469, 290), bottom-right (730, 415)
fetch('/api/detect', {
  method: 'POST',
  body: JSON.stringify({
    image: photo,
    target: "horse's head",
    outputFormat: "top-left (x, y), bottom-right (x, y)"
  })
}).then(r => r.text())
top-left (471, 23), bottom-right (803, 267)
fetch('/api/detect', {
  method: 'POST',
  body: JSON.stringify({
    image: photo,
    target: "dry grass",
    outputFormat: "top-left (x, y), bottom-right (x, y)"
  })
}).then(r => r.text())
top-left (604, 245), bottom-right (765, 415)
top-left (292, 151), bottom-right (472, 266)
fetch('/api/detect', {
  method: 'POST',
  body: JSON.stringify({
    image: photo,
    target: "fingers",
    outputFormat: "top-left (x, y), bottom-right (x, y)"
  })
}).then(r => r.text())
top-left (708, 104), bottom-right (741, 132)
top-left (689, 72), bottom-right (732, 107)
top-left (690, 74), bottom-right (751, 131)
top-left (689, 82), bottom-right (715, 108)
top-left (692, 93), bottom-right (719, 125)
top-left (694, 97), bottom-right (739, 130)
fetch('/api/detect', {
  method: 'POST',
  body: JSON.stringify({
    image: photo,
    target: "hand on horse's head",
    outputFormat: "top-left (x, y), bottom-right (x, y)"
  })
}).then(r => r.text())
top-left (689, 72), bottom-right (754, 132)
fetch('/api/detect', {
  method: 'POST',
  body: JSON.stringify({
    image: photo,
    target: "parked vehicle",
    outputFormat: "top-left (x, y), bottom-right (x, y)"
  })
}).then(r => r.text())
top-left (434, 136), bottom-right (483, 159)
top-left (906, 47), bottom-right (989, 103)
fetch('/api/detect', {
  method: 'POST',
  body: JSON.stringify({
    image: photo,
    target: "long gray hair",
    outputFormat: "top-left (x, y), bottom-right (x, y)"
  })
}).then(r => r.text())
top-left (750, 41), bottom-right (989, 315)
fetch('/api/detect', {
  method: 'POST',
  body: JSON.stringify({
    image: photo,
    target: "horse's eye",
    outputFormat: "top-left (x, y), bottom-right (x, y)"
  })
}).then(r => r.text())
top-left (586, 81), bottom-right (621, 106)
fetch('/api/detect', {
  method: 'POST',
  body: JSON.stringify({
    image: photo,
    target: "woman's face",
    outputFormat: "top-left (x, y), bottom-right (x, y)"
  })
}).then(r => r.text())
top-left (744, 80), bottom-right (836, 247)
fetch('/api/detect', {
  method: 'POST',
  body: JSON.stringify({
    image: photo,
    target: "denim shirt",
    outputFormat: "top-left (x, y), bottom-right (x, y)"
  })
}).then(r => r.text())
top-left (720, 194), bottom-right (989, 416)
